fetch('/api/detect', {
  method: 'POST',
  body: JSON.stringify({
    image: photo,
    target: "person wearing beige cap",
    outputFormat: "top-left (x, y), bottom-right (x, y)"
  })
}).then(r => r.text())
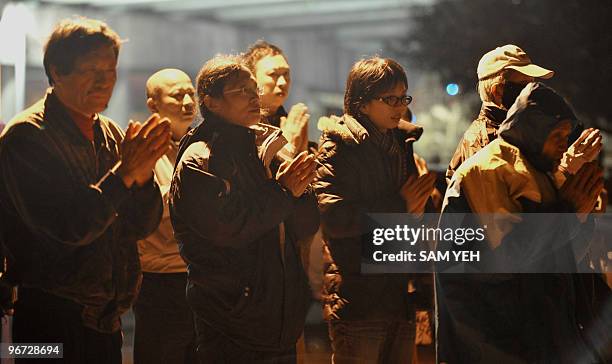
top-left (446, 44), bottom-right (554, 182)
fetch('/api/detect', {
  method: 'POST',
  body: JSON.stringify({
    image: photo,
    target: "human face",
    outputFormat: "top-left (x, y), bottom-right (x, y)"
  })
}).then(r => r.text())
top-left (506, 69), bottom-right (535, 84)
top-left (254, 54), bottom-right (291, 111)
top-left (212, 68), bottom-right (261, 127)
top-left (52, 45), bottom-right (117, 117)
top-left (497, 69), bottom-right (534, 109)
top-left (360, 82), bottom-right (408, 132)
top-left (150, 72), bottom-right (196, 140)
top-left (542, 120), bottom-right (572, 168)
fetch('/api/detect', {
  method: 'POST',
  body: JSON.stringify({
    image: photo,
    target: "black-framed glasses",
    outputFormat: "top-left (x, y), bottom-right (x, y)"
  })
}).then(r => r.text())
top-left (375, 95), bottom-right (413, 107)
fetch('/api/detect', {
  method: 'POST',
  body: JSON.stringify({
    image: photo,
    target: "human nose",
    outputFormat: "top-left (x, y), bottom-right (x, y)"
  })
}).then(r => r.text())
top-left (277, 75), bottom-right (288, 87)
top-left (96, 69), bottom-right (116, 85)
top-left (183, 93), bottom-right (194, 106)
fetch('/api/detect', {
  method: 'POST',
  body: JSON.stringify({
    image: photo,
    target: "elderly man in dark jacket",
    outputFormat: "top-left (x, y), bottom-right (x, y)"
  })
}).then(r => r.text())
top-left (0, 17), bottom-right (168, 363)
top-left (437, 82), bottom-right (608, 363)
top-left (169, 55), bottom-right (319, 363)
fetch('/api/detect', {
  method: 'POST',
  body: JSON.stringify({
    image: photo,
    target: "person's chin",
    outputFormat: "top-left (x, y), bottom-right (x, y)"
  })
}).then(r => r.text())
top-left (273, 94), bottom-right (288, 105)
top-left (240, 113), bottom-right (260, 127)
top-left (182, 114), bottom-right (196, 123)
top-left (88, 97), bottom-right (111, 112)
top-left (89, 102), bottom-right (109, 114)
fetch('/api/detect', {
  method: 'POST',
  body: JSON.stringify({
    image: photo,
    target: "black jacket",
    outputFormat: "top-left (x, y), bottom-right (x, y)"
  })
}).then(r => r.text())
top-left (169, 115), bottom-right (319, 351)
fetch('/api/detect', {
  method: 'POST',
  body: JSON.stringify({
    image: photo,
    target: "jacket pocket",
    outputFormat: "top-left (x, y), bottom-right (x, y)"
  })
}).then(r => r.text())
top-left (229, 284), bottom-right (252, 317)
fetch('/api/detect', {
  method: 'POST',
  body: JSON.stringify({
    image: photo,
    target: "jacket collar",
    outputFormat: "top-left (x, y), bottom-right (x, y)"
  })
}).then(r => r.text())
top-left (262, 105), bottom-right (288, 127)
top-left (318, 114), bottom-right (424, 146)
top-left (480, 102), bottom-right (507, 128)
top-left (45, 89), bottom-right (106, 146)
top-left (177, 113), bottom-right (256, 163)
top-left (205, 114), bottom-right (256, 147)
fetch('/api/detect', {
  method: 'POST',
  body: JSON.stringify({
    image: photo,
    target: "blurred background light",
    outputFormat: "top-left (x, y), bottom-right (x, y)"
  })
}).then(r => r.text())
top-left (446, 83), bottom-right (459, 96)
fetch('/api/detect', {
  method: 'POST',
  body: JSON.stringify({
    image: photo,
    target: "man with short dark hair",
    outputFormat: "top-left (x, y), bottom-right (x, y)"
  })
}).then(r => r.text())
top-left (133, 68), bottom-right (197, 364)
top-left (243, 40), bottom-right (310, 160)
top-left (0, 17), bottom-right (169, 363)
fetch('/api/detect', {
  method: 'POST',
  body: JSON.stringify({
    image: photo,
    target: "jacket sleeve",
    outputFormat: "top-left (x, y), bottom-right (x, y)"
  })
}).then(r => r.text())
top-left (170, 144), bottom-right (295, 248)
top-left (116, 176), bottom-right (163, 242)
top-left (445, 120), bottom-right (488, 184)
top-left (453, 165), bottom-right (591, 271)
top-left (285, 188), bottom-right (320, 241)
top-left (0, 124), bottom-right (132, 246)
top-left (314, 141), bottom-right (405, 239)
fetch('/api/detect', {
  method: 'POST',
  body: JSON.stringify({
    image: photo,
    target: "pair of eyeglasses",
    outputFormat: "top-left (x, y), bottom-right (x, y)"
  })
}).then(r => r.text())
top-left (224, 86), bottom-right (264, 97)
top-left (375, 95), bottom-right (413, 107)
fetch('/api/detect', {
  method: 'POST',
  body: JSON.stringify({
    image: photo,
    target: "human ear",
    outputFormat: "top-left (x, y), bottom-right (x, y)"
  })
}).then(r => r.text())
top-left (203, 95), bottom-right (220, 113)
top-left (492, 82), bottom-right (504, 106)
top-left (359, 102), bottom-right (371, 118)
top-left (146, 98), bottom-right (158, 113)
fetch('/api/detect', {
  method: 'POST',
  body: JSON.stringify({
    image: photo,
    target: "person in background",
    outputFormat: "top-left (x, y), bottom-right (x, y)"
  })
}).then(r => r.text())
top-left (133, 68), bottom-right (197, 364)
top-left (243, 40), bottom-right (310, 161)
top-left (446, 44), bottom-right (554, 182)
top-left (244, 42), bottom-right (319, 362)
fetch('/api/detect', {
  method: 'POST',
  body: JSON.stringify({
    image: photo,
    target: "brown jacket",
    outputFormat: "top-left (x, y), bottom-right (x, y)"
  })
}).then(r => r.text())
top-left (314, 114), bottom-right (424, 321)
top-left (446, 104), bottom-right (507, 182)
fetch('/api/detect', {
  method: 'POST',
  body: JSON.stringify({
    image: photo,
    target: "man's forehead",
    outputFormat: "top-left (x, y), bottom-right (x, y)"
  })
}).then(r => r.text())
top-left (150, 70), bottom-right (193, 91)
top-left (225, 70), bottom-right (256, 88)
top-left (75, 45), bottom-right (117, 65)
top-left (163, 78), bottom-right (194, 91)
top-left (256, 54), bottom-right (290, 71)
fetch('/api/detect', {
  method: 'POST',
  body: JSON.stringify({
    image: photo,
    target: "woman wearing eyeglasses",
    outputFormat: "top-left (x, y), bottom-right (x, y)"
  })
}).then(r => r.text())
top-left (314, 57), bottom-right (436, 363)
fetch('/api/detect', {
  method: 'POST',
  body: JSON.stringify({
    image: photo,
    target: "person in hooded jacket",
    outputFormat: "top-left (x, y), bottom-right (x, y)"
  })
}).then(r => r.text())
top-left (314, 57), bottom-right (436, 363)
top-left (436, 82), bottom-right (608, 363)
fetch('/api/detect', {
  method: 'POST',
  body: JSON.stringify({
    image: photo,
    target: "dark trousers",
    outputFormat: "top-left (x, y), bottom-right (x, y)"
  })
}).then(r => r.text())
top-left (193, 315), bottom-right (296, 364)
top-left (328, 320), bottom-right (416, 364)
top-left (133, 272), bottom-right (196, 364)
top-left (12, 287), bottom-right (122, 364)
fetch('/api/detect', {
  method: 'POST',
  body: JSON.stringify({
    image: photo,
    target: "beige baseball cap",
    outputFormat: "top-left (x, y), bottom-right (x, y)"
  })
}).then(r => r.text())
top-left (477, 44), bottom-right (554, 80)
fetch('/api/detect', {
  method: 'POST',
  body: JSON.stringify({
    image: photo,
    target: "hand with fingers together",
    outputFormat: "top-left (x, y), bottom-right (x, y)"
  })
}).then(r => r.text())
top-left (559, 128), bottom-right (603, 175)
top-left (276, 151), bottom-right (317, 197)
top-left (280, 103), bottom-right (310, 154)
top-left (116, 113), bottom-right (172, 188)
top-left (559, 161), bottom-right (604, 214)
top-left (400, 172), bottom-right (437, 216)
